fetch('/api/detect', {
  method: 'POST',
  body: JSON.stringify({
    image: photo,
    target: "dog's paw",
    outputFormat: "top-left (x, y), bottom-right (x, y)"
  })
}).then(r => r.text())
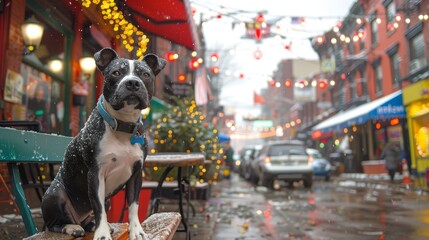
top-left (129, 222), bottom-right (148, 240)
top-left (62, 224), bottom-right (85, 237)
top-left (93, 223), bottom-right (112, 240)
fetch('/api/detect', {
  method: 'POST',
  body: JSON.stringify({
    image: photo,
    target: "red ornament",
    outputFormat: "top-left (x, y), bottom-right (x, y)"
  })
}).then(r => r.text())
top-left (210, 53), bottom-right (219, 62)
top-left (177, 74), bottom-right (186, 82)
top-left (253, 49), bottom-right (263, 60)
top-left (254, 27), bottom-right (262, 40)
top-left (165, 51), bottom-right (177, 62)
top-left (211, 66), bottom-right (220, 75)
top-left (188, 58), bottom-right (200, 70)
top-left (284, 79), bottom-right (292, 88)
top-left (255, 13), bottom-right (264, 23)
top-left (239, 73), bottom-right (244, 79)
top-left (318, 79), bottom-right (328, 89)
top-left (316, 36), bottom-right (325, 45)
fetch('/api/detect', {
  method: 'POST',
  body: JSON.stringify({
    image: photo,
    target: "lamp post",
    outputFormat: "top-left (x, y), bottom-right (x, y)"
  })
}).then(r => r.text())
top-left (21, 15), bottom-right (44, 54)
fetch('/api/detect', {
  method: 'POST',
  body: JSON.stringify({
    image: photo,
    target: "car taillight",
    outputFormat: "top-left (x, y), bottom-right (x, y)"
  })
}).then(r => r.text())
top-left (264, 156), bottom-right (271, 164)
top-left (308, 156), bottom-right (314, 164)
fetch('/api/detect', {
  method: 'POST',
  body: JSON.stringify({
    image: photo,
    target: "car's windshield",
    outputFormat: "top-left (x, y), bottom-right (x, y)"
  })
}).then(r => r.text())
top-left (268, 145), bottom-right (306, 156)
top-left (307, 150), bottom-right (323, 158)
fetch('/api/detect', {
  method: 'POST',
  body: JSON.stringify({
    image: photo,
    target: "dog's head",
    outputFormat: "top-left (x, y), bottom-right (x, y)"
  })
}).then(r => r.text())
top-left (94, 48), bottom-right (166, 111)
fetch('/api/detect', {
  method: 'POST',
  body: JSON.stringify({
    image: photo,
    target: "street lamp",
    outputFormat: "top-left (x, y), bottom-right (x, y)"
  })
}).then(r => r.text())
top-left (79, 56), bottom-right (96, 74)
top-left (21, 15), bottom-right (44, 53)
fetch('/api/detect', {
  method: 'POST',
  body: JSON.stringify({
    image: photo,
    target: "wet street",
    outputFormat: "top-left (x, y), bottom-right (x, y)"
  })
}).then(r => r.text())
top-left (209, 174), bottom-right (429, 240)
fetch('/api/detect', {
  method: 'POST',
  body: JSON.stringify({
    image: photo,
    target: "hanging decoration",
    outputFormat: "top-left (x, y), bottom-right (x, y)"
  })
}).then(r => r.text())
top-left (81, 0), bottom-right (149, 59)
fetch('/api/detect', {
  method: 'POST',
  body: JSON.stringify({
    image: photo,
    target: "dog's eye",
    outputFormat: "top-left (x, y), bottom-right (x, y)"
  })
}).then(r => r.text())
top-left (143, 72), bottom-right (150, 78)
top-left (112, 71), bottom-right (121, 77)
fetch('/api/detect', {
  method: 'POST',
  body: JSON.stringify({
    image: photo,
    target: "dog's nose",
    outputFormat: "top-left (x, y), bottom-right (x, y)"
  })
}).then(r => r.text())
top-left (125, 79), bottom-right (141, 91)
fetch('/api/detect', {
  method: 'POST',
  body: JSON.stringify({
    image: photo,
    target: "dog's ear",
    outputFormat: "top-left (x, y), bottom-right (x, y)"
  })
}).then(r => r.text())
top-left (143, 54), bottom-right (167, 76)
top-left (94, 48), bottom-right (118, 71)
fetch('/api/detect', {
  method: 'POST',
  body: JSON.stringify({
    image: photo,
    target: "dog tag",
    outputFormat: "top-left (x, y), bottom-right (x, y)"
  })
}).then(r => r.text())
top-left (131, 135), bottom-right (144, 145)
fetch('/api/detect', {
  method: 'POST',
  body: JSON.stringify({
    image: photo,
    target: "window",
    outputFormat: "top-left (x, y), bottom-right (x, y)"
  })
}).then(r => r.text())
top-left (350, 73), bottom-right (355, 100)
top-left (390, 52), bottom-right (401, 86)
top-left (386, 1), bottom-right (396, 24)
top-left (409, 32), bottom-right (424, 73)
top-left (359, 25), bottom-right (365, 51)
top-left (359, 69), bottom-right (368, 96)
top-left (373, 61), bottom-right (383, 94)
top-left (348, 41), bottom-right (355, 55)
top-left (371, 18), bottom-right (379, 46)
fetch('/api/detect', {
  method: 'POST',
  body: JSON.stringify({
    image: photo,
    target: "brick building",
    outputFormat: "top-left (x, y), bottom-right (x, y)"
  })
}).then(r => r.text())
top-left (308, 0), bottom-right (428, 173)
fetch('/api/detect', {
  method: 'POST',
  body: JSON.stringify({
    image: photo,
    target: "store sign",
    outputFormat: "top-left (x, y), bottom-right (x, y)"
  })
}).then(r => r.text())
top-left (376, 104), bottom-right (404, 116)
top-left (294, 86), bottom-right (316, 103)
top-left (171, 82), bottom-right (192, 97)
top-left (371, 92), bottom-right (406, 118)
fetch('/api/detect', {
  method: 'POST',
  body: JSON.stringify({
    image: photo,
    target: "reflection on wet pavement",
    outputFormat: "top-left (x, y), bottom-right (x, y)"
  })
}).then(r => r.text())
top-left (210, 174), bottom-right (429, 240)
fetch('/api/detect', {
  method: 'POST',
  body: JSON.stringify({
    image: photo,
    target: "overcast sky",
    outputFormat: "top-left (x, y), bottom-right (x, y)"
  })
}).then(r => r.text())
top-left (191, 0), bottom-right (356, 122)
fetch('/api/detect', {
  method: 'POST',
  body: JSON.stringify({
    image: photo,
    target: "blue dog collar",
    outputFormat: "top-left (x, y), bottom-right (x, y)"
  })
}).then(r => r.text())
top-left (96, 95), bottom-right (143, 136)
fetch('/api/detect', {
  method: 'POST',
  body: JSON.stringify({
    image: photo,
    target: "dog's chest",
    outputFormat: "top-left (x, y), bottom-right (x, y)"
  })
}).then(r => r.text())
top-left (97, 129), bottom-right (144, 195)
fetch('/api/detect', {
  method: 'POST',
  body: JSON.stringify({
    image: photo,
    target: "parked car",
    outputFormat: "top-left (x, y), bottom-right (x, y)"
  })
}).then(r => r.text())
top-left (250, 140), bottom-right (313, 189)
top-left (307, 148), bottom-right (332, 181)
top-left (239, 145), bottom-right (263, 181)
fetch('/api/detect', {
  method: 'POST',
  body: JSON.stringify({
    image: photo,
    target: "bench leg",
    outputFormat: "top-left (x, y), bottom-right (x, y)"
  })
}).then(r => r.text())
top-left (150, 166), bottom-right (174, 214)
top-left (8, 163), bottom-right (37, 236)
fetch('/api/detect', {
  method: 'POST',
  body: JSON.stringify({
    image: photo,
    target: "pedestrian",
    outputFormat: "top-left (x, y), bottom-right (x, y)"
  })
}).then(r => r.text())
top-left (380, 142), bottom-right (401, 182)
top-left (223, 141), bottom-right (235, 179)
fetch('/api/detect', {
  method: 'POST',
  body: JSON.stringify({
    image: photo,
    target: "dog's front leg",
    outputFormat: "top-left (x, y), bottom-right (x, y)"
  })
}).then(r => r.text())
top-left (88, 169), bottom-right (112, 240)
top-left (126, 161), bottom-right (148, 240)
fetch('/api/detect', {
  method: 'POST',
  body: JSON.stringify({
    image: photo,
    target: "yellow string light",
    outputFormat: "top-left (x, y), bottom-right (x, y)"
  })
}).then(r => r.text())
top-left (81, 0), bottom-right (149, 59)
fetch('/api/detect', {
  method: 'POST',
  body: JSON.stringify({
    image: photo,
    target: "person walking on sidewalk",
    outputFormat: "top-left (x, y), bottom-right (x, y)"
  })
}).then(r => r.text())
top-left (380, 142), bottom-right (401, 182)
top-left (223, 141), bottom-right (235, 179)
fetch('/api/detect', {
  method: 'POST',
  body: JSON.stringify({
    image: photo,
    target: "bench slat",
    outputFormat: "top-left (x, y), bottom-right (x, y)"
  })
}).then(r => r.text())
top-left (23, 212), bottom-right (181, 240)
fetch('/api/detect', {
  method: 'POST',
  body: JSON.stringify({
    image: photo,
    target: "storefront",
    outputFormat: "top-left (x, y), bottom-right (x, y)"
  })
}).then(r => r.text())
top-left (403, 78), bottom-right (429, 174)
top-left (312, 90), bottom-right (407, 172)
top-left (1, 0), bottom-right (201, 137)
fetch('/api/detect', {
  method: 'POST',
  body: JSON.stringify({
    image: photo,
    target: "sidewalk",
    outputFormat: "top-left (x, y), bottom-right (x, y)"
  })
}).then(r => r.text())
top-left (1, 172), bottom-right (428, 240)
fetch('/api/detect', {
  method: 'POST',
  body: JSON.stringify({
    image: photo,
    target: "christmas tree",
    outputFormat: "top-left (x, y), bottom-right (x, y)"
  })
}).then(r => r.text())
top-left (148, 97), bottom-right (223, 184)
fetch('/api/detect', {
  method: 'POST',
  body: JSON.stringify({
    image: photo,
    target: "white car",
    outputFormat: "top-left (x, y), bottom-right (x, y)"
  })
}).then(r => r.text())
top-left (251, 140), bottom-right (313, 189)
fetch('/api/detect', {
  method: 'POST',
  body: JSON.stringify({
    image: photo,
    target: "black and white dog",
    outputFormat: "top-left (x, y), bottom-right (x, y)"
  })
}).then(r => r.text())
top-left (41, 48), bottom-right (166, 240)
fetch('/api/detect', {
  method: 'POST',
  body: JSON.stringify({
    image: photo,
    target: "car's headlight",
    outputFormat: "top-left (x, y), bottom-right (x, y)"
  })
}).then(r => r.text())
top-left (264, 156), bottom-right (271, 165)
top-left (308, 156), bottom-right (314, 165)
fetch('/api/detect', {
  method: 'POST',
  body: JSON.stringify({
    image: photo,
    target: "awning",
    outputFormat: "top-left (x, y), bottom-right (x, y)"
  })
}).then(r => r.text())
top-left (313, 90), bottom-right (405, 134)
top-left (147, 97), bottom-right (170, 122)
top-left (118, 0), bottom-right (200, 50)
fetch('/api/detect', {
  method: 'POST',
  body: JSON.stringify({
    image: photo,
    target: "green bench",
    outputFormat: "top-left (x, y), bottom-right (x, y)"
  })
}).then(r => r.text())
top-left (0, 127), bottom-right (183, 239)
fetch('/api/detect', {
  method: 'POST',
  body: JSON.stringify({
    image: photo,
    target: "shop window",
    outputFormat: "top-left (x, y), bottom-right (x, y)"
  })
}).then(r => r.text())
top-left (20, 8), bottom-right (66, 134)
top-left (413, 114), bottom-right (429, 158)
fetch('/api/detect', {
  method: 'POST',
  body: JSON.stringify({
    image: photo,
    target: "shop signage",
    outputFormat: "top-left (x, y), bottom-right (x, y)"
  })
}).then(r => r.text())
top-left (376, 104), bottom-right (404, 116)
top-left (317, 101), bottom-right (332, 109)
top-left (171, 82), bottom-right (192, 97)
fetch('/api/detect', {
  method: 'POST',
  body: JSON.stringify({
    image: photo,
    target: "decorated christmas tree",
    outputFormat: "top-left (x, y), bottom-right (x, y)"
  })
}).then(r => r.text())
top-left (148, 97), bottom-right (223, 184)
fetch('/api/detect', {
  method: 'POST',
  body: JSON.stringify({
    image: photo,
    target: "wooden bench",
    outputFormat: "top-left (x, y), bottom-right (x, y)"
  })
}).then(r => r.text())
top-left (0, 127), bottom-right (201, 239)
top-left (24, 212), bottom-right (181, 240)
